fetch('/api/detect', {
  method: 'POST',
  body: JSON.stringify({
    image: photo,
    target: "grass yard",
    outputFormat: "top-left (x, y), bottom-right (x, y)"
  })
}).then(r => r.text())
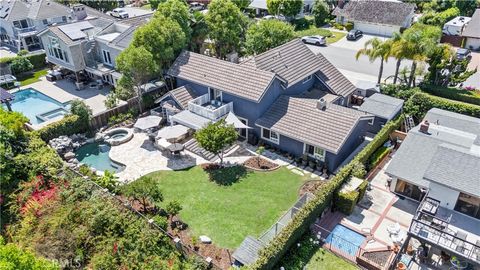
top-left (146, 165), bottom-right (307, 248)
top-left (277, 234), bottom-right (358, 270)
top-left (17, 69), bottom-right (47, 86)
top-left (294, 26), bottom-right (346, 44)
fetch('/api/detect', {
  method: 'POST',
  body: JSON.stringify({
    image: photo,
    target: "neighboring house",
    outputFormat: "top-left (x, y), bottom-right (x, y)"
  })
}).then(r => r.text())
top-left (358, 93), bottom-right (403, 133)
top-left (462, 9), bottom-right (480, 50)
top-left (163, 39), bottom-right (374, 172)
top-left (248, 0), bottom-right (314, 18)
top-left (0, 0), bottom-right (73, 52)
top-left (38, 5), bottom-right (151, 86)
top-left (333, 0), bottom-right (415, 37)
top-left (443, 16), bottom-right (471, 36)
top-left (386, 108), bottom-right (480, 211)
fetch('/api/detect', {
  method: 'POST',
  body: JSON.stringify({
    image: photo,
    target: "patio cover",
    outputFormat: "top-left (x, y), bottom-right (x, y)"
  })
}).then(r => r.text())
top-left (156, 125), bottom-right (189, 140)
top-left (225, 112), bottom-right (251, 129)
top-left (133, 115), bottom-right (162, 131)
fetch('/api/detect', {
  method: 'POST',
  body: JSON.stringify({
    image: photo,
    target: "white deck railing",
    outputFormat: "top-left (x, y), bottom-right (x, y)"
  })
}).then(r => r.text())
top-left (188, 94), bottom-right (233, 120)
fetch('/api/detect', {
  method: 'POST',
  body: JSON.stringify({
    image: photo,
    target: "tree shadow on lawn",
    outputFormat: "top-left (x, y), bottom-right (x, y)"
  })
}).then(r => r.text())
top-left (204, 165), bottom-right (250, 186)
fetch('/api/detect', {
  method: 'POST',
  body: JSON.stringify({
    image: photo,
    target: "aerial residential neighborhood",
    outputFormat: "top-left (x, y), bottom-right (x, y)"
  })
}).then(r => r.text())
top-left (0, 0), bottom-right (479, 270)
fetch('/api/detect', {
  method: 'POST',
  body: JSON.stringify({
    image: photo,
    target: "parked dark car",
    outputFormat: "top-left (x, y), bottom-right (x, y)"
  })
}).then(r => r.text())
top-left (456, 48), bottom-right (472, 60)
top-left (347, 30), bottom-right (363, 41)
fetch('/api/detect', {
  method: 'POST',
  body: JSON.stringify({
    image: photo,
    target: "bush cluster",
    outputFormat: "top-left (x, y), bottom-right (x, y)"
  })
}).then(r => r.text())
top-left (334, 190), bottom-right (358, 215)
top-left (367, 146), bottom-right (391, 170)
top-left (420, 84), bottom-right (480, 106)
top-left (0, 53), bottom-right (46, 71)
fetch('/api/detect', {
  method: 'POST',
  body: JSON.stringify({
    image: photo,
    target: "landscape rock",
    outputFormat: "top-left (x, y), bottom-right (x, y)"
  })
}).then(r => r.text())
top-left (64, 152), bottom-right (75, 160)
top-left (199, 235), bottom-right (212, 244)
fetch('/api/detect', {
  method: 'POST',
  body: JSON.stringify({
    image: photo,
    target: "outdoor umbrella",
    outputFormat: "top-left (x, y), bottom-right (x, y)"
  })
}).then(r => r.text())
top-left (133, 115), bottom-right (162, 131)
top-left (225, 112), bottom-right (251, 129)
top-left (0, 87), bottom-right (14, 111)
top-left (156, 125), bottom-right (189, 141)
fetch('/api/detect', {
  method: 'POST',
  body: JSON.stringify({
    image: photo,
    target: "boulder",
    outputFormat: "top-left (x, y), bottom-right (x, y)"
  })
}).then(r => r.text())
top-left (64, 152), bottom-right (75, 160)
top-left (199, 235), bottom-right (212, 244)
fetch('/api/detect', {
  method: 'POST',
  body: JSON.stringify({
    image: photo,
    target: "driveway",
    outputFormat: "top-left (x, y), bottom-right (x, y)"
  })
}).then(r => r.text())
top-left (307, 34), bottom-right (411, 85)
top-left (464, 51), bottom-right (480, 89)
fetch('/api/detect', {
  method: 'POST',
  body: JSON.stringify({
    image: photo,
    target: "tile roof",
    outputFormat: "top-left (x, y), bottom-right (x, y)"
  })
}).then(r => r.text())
top-left (315, 53), bottom-right (357, 97)
top-left (386, 108), bottom-right (480, 194)
top-left (170, 85), bottom-right (198, 109)
top-left (167, 51), bottom-right (277, 102)
top-left (462, 9), bottom-right (480, 38)
top-left (247, 39), bottom-right (322, 87)
top-left (334, 0), bottom-right (415, 26)
top-left (358, 93), bottom-right (403, 120)
top-left (424, 144), bottom-right (480, 197)
top-left (255, 95), bottom-right (371, 153)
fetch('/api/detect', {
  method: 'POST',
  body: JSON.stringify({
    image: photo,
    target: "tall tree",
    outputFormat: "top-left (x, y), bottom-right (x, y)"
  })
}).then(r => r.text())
top-left (132, 14), bottom-right (187, 68)
top-left (356, 38), bottom-right (391, 84)
top-left (455, 0), bottom-right (478, 16)
top-left (155, 0), bottom-right (192, 41)
top-left (205, 0), bottom-right (248, 58)
top-left (194, 119), bottom-right (238, 166)
top-left (389, 32), bottom-right (409, 85)
top-left (116, 46), bottom-right (157, 113)
top-left (245, 19), bottom-right (294, 55)
top-left (267, 0), bottom-right (303, 18)
top-left (312, 0), bottom-right (330, 27)
top-left (190, 11), bottom-right (209, 52)
top-left (232, 0), bottom-right (251, 10)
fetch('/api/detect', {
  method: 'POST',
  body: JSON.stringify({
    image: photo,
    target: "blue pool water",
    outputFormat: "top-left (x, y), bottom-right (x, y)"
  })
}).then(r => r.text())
top-left (325, 224), bottom-right (366, 257)
top-left (75, 142), bottom-right (125, 173)
top-left (6, 88), bottom-right (67, 124)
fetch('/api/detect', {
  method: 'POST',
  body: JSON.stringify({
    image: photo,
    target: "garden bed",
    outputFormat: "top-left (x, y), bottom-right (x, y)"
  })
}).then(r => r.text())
top-left (299, 180), bottom-right (327, 196)
top-left (243, 156), bottom-right (279, 171)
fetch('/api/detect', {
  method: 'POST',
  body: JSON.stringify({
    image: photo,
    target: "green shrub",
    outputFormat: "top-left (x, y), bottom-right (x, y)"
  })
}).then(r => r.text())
top-left (107, 110), bottom-right (134, 126)
top-left (25, 53), bottom-right (47, 69)
top-left (380, 84), bottom-right (421, 100)
top-left (350, 160), bottom-right (366, 178)
top-left (404, 92), bottom-right (480, 120)
top-left (142, 94), bottom-right (155, 110)
top-left (367, 146), bottom-right (391, 170)
top-left (10, 57), bottom-right (33, 75)
top-left (344, 22), bottom-right (354, 31)
top-left (357, 180), bottom-right (368, 202)
top-left (333, 23), bottom-right (344, 30)
top-left (420, 84), bottom-right (480, 105)
top-left (0, 56), bottom-right (16, 64)
top-left (292, 17), bottom-right (314, 31)
top-left (334, 190), bottom-right (358, 215)
top-left (17, 50), bottom-right (29, 56)
top-left (35, 115), bottom-right (87, 142)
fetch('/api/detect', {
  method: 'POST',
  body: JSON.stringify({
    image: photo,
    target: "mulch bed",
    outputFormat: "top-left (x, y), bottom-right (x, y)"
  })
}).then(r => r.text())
top-left (243, 156), bottom-right (279, 171)
top-left (299, 180), bottom-right (328, 196)
top-left (361, 250), bottom-right (393, 267)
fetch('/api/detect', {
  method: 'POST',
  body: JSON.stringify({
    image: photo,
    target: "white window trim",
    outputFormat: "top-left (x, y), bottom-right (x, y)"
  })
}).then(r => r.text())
top-left (302, 74), bottom-right (312, 84)
top-left (102, 50), bottom-right (112, 65)
top-left (368, 118), bottom-right (374, 125)
top-left (261, 127), bottom-right (280, 144)
top-left (304, 143), bottom-right (326, 161)
top-left (208, 87), bottom-right (223, 102)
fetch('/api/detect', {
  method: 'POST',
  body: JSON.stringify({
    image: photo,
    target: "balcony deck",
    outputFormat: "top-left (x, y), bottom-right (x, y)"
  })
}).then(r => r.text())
top-left (408, 197), bottom-right (480, 265)
top-left (187, 94), bottom-right (233, 121)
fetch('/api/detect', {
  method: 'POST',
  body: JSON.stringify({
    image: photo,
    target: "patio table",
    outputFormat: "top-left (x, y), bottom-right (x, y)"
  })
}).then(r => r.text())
top-left (168, 143), bottom-right (184, 154)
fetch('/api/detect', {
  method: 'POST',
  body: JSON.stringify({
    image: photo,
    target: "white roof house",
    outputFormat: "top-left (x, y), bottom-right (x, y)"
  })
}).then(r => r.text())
top-left (443, 16), bottom-right (471, 36)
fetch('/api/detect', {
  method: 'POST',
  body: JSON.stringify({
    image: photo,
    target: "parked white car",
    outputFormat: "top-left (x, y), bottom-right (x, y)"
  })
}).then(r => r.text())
top-left (110, 8), bottom-right (129, 19)
top-left (189, 2), bottom-right (205, 11)
top-left (262, 15), bottom-right (286, 21)
top-left (301, 36), bottom-right (326, 46)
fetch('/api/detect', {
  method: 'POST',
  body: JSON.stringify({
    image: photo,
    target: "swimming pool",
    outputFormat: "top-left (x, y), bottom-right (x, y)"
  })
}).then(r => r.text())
top-left (75, 142), bottom-right (125, 173)
top-left (6, 88), bottom-right (67, 124)
top-left (325, 224), bottom-right (365, 257)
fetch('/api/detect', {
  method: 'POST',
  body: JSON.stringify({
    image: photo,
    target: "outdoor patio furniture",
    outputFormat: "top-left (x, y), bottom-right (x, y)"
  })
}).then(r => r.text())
top-left (155, 137), bottom-right (172, 151)
top-left (391, 230), bottom-right (407, 245)
top-left (387, 222), bottom-right (401, 235)
top-left (168, 143), bottom-right (184, 155)
top-left (156, 125), bottom-right (189, 142)
top-left (134, 116), bottom-right (163, 132)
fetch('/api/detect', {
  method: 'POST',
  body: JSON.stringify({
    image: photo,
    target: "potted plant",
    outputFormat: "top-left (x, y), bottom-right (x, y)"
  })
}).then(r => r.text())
top-left (396, 262), bottom-right (406, 270)
top-left (315, 161), bottom-right (323, 172)
top-left (191, 236), bottom-right (199, 251)
top-left (301, 154), bottom-right (308, 167)
top-left (294, 157), bottom-right (302, 165)
top-left (308, 160), bottom-right (316, 169)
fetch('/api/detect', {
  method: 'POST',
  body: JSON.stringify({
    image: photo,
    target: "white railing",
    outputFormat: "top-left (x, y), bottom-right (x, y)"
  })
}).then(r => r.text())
top-left (15, 26), bottom-right (37, 34)
top-left (187, 94), bottom-right (233, 120)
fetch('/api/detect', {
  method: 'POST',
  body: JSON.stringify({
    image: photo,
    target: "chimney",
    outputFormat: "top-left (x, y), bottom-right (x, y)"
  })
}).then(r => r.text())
top-left (73, 4), bottom-right (87, 21)
top-left (316, 98), bottom-right (327, 110)
top-left (419, 120), bottom-right (430, 134)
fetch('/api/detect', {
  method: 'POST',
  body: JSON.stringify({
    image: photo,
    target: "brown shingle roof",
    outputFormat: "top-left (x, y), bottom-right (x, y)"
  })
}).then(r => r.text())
top-left (463, 9), bottom-right (480, 38)
top-left (333, 0), bottom-right (415, 26)
top-left (170, 85), bottom-right (198, 109)
top-left (256, 96), bottom-right (371, 153)
top-left (248, 39), bottom-right (322, 87)
top-left (167, 51), bottom-right (276, 102)
top-left (315, 53), bottom-right (357, 97)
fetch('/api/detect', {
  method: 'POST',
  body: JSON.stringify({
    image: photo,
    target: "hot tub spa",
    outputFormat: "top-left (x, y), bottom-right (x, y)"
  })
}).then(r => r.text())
top-left (103, 128), bottom-right (133, 146)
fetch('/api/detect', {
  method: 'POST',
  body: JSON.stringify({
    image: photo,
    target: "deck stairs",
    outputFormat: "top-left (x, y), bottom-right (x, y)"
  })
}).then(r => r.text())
top-left (184, 138), bottom-right (238, 162)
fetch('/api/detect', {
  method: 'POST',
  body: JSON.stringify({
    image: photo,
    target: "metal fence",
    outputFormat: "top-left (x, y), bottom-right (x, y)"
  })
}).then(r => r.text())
top-left (66, 168), bottom-right (223, 270)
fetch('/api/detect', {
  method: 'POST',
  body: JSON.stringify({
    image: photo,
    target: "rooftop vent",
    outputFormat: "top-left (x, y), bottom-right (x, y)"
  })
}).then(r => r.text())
top-left (316, 98), bottom-right (327, 110)
top-left (419, 120), bottom-right (430, 134)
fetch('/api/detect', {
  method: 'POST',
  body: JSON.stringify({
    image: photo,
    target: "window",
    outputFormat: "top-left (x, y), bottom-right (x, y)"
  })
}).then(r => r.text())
top-left (368, 118), bottom-right (374, 125)
top-left (102, 50), bottom-right (112, 65)
top-left (261, 128), bottom-right (279, 144)
top-left (305, 144), bottom-right (325, 161)
top-left (13, 19), bottom-right (28, 29)
top-left (48, 36), bottom-right (68, 63)
top-left (302, 75), bottom-right (312, 84)
top-left (455, 193), bottom-right (480, 219)
top-left (43, 19), bottom-right (48, 25)
top-left (62, 16), bottom-right (67, 22)
top-left (209, 87), bottom-right (222, 102)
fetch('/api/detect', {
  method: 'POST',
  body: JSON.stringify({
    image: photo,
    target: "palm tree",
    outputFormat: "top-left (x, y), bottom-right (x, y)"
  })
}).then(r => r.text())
top-left (355, 38), bottom-right (391, 84)
top-left (389, 32), bottom-right (408, 85)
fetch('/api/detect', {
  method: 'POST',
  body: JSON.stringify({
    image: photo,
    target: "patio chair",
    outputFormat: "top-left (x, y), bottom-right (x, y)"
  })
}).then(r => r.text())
top-left (387, 222), bottom-right (401, 235)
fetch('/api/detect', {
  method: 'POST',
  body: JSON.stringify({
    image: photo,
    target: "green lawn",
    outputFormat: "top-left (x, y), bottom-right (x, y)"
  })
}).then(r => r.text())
top-left (294, 26), bottom-right (346, 44)
top-left (17, 69), bottom-right (47, 86)
top-left (278, 234), bottom-right (358, 270)
top-left (145, 166), bottom-right (306, 248)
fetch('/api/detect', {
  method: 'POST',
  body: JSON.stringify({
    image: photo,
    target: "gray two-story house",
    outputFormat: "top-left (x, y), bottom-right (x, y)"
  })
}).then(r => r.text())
top-left (160, 39), bottom-right (375, 172)
top-left (0, 0), bottom-right (73, 52)
top-left (37, 4), bottom-right (150, 86)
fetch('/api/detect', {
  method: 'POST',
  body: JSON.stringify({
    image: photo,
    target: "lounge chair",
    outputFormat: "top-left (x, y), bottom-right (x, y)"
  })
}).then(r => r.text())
top-left (387, 222), bottom-right (401, 235)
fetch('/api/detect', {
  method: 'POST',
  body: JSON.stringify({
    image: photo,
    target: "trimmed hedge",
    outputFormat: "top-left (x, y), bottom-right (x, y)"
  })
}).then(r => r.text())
top-left (357, 180), bottom-right (368, 202)
top-left (335, 190), bottom-right (359, 215)
top-left (0, 53), bottom-right (46, 70)
top-left (367, 146), bottom-right (391, 170)
top-left (250, 116), bottom-right (404, 269)
top-left (404, 92), bottom-right (480, 120)
top-left (420, 84), bottom-right (480, 106)
top-left (35, 115), bottom-right (88, 142)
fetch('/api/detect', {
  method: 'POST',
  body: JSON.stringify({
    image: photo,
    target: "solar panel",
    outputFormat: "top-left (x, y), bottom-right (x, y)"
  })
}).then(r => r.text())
top-left (58, 21), bottom-right (93, 40)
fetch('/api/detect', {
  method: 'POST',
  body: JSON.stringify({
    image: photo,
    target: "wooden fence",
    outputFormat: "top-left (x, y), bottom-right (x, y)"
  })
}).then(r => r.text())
top-left (89, 97), bottom-right (138, 129)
